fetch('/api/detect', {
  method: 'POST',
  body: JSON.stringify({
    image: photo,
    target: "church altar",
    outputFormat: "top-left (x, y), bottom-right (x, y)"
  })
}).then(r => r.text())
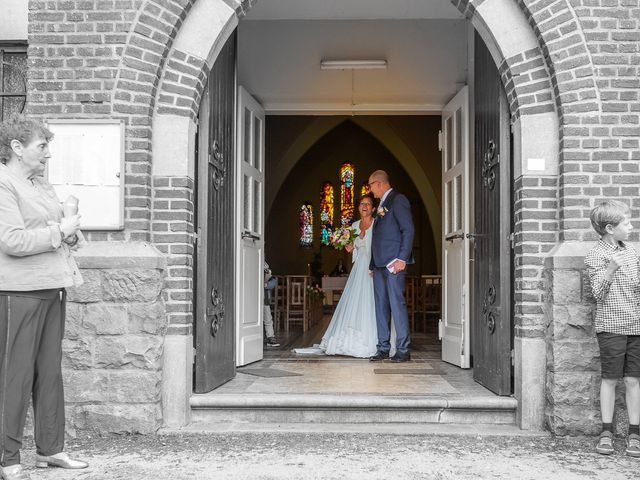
top-left (321, 276), bottom-right (348, 305)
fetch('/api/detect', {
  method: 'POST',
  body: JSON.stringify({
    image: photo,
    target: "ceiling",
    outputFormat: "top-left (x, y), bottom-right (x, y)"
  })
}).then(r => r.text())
top-left (238, 0), bottom-right (469, 114)
top-left (245, 0), bottom-right (465, 20)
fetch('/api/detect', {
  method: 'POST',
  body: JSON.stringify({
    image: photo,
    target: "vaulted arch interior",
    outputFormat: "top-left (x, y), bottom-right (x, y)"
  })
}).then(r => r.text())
top-left (265, 117), bottom-right (441, 280)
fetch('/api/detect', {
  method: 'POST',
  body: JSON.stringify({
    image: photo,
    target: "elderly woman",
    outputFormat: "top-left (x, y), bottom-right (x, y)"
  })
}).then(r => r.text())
top-left (0, 114), bottom-right (87, 480)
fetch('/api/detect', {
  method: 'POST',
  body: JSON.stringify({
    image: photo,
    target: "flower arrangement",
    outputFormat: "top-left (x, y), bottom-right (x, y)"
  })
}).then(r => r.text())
top-left (306, 284), bottom-right (325, 301)
top-left (329, 226), bottom-right (358, 250)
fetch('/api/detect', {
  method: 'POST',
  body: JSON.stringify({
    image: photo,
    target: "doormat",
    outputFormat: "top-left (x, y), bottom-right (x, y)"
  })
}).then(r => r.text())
top-left (238, 367), bottom-right (303, 378)
top-left (374, 368), bottom-right (445, 375)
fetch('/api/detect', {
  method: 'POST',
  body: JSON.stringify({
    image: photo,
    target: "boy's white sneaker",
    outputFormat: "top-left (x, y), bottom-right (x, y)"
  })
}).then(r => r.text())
top-left (626, 433), bottom-right (640, 457)
top-left (596, 431), bottom-right (614, 455)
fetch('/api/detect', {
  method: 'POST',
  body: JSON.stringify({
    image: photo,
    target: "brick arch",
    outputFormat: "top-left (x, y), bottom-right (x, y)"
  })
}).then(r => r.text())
top-left (452, 0), bottom-right (599, 122)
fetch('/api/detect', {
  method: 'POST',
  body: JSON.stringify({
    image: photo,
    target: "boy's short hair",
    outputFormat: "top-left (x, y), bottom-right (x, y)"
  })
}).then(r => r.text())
top-left (590, 200), bottom-right (630, 236)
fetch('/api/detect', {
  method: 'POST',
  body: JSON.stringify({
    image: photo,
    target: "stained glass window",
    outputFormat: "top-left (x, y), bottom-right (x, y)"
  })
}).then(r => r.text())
top-left (340, 162), bottom-right (355, 226)
top-left (0, 45), bottom-right (27, 122)
top-left (320, 181), bottom-right (334, 245)
top-left (299, 202), bottom-right (313, 247)
top-left (360, 182), bottom-right (370, 198)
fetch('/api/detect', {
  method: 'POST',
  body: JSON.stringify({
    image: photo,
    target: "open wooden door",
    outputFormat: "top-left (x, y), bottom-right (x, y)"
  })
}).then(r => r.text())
top-left (194, 32), bottom-right (237, 393)
top-left (235, 86), bottom-right (265, 366)
top-left (440, 86), bottom-right (471, 368)
top-left (471, 31), bottom-right (513, 395)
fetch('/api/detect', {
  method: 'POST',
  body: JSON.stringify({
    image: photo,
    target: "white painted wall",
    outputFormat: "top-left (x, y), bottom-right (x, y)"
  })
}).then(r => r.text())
top-left (0, 0), bottom-right (28, 40)
top-left (238, 19), bottom-right (468, 113)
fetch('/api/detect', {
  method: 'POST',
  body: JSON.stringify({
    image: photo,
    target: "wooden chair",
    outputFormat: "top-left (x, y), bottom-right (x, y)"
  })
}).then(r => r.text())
top-left (285, 275), bottom-right (310, 333)
top-left (272, 275), bottom-right (286, 333)
top-left (417, 275), bottom-right (442, 333)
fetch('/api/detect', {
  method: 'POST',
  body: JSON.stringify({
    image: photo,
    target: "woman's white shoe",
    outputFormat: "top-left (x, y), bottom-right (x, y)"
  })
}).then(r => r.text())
top-left (35, 452), bottom-right (88, 469)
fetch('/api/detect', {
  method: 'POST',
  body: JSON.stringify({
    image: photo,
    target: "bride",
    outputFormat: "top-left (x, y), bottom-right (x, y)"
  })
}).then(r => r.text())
top-left (299, 194), bottom-right (379, 358)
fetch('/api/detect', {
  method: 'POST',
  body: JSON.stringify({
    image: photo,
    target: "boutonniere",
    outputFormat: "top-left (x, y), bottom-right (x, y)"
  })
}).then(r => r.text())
top-left (377, 206), bottom-right (388, 217)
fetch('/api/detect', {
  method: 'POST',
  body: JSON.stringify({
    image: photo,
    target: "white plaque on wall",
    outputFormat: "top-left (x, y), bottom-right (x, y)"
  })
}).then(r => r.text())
top-left (46, 120), bottom-right (125, 230)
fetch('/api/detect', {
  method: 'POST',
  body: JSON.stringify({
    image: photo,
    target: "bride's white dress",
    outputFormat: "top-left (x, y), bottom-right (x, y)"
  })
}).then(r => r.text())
top-left (310, 220), bottom-right (378, 358)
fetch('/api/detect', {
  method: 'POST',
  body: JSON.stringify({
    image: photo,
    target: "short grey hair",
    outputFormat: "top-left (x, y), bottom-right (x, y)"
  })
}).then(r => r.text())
top-left (0, 114), bottom-right (53, 165)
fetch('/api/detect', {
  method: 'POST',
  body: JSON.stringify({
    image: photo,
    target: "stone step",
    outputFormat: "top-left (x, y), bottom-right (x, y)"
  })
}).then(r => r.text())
top-left (189, 394), bottom-right (518, 425)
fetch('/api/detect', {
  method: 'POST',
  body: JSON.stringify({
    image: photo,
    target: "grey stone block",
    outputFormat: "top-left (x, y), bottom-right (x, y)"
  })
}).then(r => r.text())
top-left (547, 340), bottom-right (600, 372)
top-left (549, 270), bottom-right (582, 305)
top-left (66, 269), bottom-right (102, 303)
top-left (71, 404), bottom-right (160, 434)
top-left (64, 370), bottom-right (161, 403)
top-left (546, 371), bottom-right (599, 406)
top-left (129, 301), bottom-right (167, 334)
top-left (546, 404), bottom-right (600, 435)
top-left (94, 335), bottom-right (163, 370)
top-left (83, 303), bottom-right (128, 334)
top-left (64, 302), bottom-right (85, 340)
top-left (62, 337), bottom-right (93, 370)
top-left (548, 304), bottom-right (594, 340)
top-left (102, 269), bottom-right (163, 302)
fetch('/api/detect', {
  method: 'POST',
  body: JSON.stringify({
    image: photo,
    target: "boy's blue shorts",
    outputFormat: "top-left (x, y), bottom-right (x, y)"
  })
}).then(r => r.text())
top-left (597, 332), bottom-right (640, 379)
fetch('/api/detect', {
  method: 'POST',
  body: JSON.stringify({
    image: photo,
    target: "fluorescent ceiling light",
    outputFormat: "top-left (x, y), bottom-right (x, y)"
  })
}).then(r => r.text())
top-left (320, 60), bottom-right (387, 70)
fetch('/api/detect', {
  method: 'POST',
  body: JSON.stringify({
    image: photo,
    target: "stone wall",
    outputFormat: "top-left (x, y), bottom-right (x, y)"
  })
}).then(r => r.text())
top-left (62, 242), bottom-right (166, 434)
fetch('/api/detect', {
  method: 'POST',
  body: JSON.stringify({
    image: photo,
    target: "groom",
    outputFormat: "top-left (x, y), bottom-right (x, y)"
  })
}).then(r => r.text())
top-left (368, 170), bottom-right (415, 363)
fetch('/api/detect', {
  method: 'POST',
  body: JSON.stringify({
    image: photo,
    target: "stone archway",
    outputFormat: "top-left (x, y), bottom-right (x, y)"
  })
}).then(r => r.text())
top-left (141, 0), bottom-right (578, 430)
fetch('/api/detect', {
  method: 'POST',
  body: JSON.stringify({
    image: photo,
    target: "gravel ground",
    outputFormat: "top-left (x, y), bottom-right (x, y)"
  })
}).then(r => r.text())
top-left (16, 432), bottom-right (640, 480)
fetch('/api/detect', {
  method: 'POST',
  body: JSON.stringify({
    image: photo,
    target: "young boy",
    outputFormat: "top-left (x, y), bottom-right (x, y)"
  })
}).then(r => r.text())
top-left (585, 200), bottom-right (640, 456)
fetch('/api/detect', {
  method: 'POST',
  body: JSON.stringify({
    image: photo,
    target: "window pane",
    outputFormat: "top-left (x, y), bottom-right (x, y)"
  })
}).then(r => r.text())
top-left (445, 116), bottom-right (453, 170)
top-left (2, 97), bottom-right (26, 121)
top-left (3, 53), bottom-right (27, 93)
top-left (243, 108), bottom-right (252, 165)
top-left (446, 180), bottom-right (452, 234)
top-left (243, 174), bottom-right (250, 230)
top-left (1, 50), bottom-right (27, 121)
top-left (253, 116), bottom-right (262, 171)
top-left (454, 174), bottom-right (462, 231)
top-left (253, 179), bottom-right (261, 235)
top-left (454, 108), bottom-right (462, 166)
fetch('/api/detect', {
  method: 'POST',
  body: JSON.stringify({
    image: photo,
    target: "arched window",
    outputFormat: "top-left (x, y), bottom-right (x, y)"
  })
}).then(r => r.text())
top-left (299, 202), bottom-right (313, 247)
top-left (360, 181), bottom-right (370, 198)
top-left (320, 181), bottom-right (334, 245)
top-left (340, 162), bottom-right (354, 226)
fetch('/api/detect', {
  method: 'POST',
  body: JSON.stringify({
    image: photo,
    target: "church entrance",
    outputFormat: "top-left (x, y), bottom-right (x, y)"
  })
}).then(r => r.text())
top-left (191, 0), bottom-right (516, 421)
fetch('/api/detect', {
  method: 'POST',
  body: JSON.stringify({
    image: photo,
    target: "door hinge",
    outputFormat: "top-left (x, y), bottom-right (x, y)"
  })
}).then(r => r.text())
top-left (193, 347), bottom-right (197, 361)
top-left (193, 227), bottom-right (202, 248)
top-left (510, 349), bottom-right (515, 366)
top-left (509, 232), bottom-right (515, 249)
top-left (438, 318), bottom-right (443, 340)
top-left (438, 130), bottom-right (443, 152)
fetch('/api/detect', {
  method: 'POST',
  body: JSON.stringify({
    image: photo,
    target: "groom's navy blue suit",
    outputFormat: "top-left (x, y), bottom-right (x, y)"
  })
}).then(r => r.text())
top-left (369, 189), bottom-right (415, 356)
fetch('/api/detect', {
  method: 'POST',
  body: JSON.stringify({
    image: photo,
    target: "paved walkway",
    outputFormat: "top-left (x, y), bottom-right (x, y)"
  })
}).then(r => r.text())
top-left (21, 430), bottom-right (639, 480)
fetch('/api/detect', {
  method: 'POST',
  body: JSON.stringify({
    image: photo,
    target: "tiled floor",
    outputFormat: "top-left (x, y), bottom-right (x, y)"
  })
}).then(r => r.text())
top-left (214, 316), bottom-right (498, 398)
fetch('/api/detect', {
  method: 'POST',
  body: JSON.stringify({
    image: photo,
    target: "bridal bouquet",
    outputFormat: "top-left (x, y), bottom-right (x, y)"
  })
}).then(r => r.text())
top-left (329, 226), bottom-right (358, 250)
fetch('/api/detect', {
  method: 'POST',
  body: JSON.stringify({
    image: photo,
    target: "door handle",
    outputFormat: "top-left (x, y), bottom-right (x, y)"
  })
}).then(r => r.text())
top-left (445, 232), bottom-right (464, 242)
top-left (241, 231), bottom-right (260, 241)
top-left (466, 233), bottom-right (476, 240)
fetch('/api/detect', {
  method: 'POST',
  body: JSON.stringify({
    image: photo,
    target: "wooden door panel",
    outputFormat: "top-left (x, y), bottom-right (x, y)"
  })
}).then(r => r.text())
top-left (194, 32), bottom-right (237, 393)
top-left (472, 31), bottom-right (512, 395)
